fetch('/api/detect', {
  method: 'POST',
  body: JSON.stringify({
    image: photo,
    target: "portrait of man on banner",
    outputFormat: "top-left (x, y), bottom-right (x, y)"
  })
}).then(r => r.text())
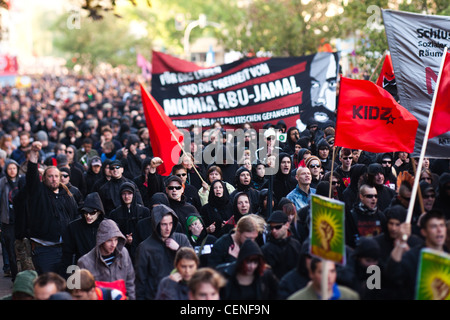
top-left (297, 52), bottom-right (340, 132)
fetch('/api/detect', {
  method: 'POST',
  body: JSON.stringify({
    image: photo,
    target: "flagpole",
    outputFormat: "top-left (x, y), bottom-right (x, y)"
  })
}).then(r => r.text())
top-left (406, 46), bottom-right (448, 224)
top-left (140, 81), bottom-right (206, 184)
top-left (369, 50), bottom-right (388, 82)
top-left (329, 146), bottom-right (336, 198)
top-left (169, 129), bottom-right (207, 185)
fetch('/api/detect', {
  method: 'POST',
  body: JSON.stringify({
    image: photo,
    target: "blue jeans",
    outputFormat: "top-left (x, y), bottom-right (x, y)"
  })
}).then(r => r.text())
top-left (31, 245), bottom-right (63, 275)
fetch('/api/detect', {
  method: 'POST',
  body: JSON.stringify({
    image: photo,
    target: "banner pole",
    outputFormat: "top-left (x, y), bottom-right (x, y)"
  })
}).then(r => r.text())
top-left (329, 146), bottom-right (336, 198)
top-left (321, 259), bottom-right (329, 300)
top-left (369, 50), bottom-right (388, 82)
top-left (406, 46), bottom-right (448, 224)
top-left (169, 129), bottom-right (207, 185)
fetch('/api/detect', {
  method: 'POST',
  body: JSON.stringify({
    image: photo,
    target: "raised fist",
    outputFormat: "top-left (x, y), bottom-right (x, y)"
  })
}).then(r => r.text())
top-left (319, 220), bottom-right (334, 251)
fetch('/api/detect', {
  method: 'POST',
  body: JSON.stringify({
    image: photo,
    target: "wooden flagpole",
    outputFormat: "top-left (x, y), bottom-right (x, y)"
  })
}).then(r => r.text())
top-left (369, 50), bottom-right (388, 82)
top-left (406, 46), bottom-right (448, 224)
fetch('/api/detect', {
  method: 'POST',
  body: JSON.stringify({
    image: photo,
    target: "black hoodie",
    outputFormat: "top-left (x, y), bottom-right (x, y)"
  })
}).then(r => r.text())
top-left (134, 204), bottom-right (191, 300)
top-left (109, 181), bottom-right (150, 261)
top-left (61, 192), bottom-right (105, 273)
top-left (229, 166), bottom-right (260, 213)
top-left (273, 153), bottom-right (297, 203)
top-left (217, 239), bottom-right (278, 300)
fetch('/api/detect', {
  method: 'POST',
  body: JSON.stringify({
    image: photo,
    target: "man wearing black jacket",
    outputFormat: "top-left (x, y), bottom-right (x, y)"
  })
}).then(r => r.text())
top-left (261, 210), bottom-right (302, 281)
top-left (26, 141), bottom-right (78, 275)
top-left (109, 181), bottom-right (150, 262)
top-left (61, 192), bottom-right (105, 275)
top-left (98, 159), bottom-right (143, 216)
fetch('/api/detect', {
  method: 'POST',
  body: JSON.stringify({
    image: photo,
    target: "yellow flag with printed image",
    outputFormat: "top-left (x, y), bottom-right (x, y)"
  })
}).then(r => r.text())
top-left (416, 248), bottom-right (450, 300)
top-left (310, 194), bottom-right (346, 265)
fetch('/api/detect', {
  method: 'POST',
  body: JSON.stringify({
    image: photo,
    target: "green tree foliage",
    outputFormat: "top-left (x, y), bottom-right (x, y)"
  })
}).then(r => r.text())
top-left (51, 10), bottom-right (152, 71)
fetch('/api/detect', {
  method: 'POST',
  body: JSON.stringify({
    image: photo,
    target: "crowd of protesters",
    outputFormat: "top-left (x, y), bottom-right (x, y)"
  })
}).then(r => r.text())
top-left (0, 71), bottom-right (448, 301)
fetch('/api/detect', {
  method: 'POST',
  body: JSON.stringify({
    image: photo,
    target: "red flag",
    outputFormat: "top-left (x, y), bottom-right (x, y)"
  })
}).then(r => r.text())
top-left (429, 51), bottom-right (450, 139)
top-left (376, 54), bottom-right (395, 88)
top-left (334, 77), bottom-right (418, 153)
top-left (140, 83), bottom-right (183, 176)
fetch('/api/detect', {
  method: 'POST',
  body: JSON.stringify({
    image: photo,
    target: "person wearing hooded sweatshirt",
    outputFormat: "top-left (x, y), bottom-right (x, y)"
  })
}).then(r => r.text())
top-left (367, 163), bottom-right (396, 212)
top-left (133, 192), bottom-right (172, 252)
top-left (110, 182), bottom-right (150, 262)
top-left (216, 239), bottom-right (278, 300)
top-left (273, 153), bottom-right (297, 203)
top-left (134, 204), bottom-right (191, 300)
top-left (118, 133), bottom-right (144, 180)
top-left (91, 158), bottom-right (112, 193)
top-left (282, 126), bottom-right (300, 156)
top-left (251, 160), bottom-right (269, 191)
top-left (61, 192), bottom-right (106, 275)
top-left (200, 180), bottom-right (233, 239)
top-left (0, 159), bottom-right (21, 281)
top-left (77, 218), bottom-right (136, 300)
top-left (229, 166), bottom-right (260, 214)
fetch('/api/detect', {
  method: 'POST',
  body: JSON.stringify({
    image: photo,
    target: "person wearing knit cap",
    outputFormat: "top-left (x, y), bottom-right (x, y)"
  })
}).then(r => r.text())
top-left (185, 214), bottom-right (217, 267)
top-left (316, 138), bottom-right (336, 173)
top-left (0, 269), bottom-right (38, 300)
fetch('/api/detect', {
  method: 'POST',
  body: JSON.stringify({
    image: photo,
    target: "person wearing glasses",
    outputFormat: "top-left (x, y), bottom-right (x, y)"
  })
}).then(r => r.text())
top-left (345, 183), bottom-right (387, 249)
top-left (335, 148), bottom-right (353, 189)
top-left (261, 210), bottom-right (302, 281)
top-left (164, 175), bottom-right (199, 230)
top-left (305, 155), bottom-right (323, 189)
top-left (61, 192), bottom-right (106, 275)
top-left (59, 166), bottom-right (83, 206)
top-left (98, 159), bottom-right (143, 216)
top-left (367, 163), bottom-right (396, 213)
top-left (171, 164), bottom-right (202, 212)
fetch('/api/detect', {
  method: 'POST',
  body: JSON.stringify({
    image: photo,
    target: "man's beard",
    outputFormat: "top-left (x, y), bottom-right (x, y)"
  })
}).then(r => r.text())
top-left (300, 104), bottom-right (336, 125)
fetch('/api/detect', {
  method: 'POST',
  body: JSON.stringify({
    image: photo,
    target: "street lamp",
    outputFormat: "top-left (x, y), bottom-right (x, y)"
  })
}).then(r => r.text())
top-left (183, 14), bottom-right (221, 61)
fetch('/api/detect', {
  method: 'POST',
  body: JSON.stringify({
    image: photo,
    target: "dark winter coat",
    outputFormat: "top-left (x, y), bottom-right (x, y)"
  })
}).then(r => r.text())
top-left (134, 205), bottom-right (192, 300)
top-left (25, 161), bottom-right (78, 243)
top-left (61, 192), bottom-right (105, 272)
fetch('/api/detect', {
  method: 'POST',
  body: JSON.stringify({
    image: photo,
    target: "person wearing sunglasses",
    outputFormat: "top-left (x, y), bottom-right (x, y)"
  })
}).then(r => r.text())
top-left (261, 210), bottom-right (302, 281)
top-left (345, 183), bottom-right (386, 249)
top-left (165, 175), bottom-right (199, 229)
top-left (59, 167), bottom-right (83, 207)
top-left (335, 148), bottom-right (353, 189)
top-left (98, 159), bottom-right (143, 216)
top-left (367, 163), bottom-right (396, 213)
top-left (305, 155), bottom-right (323, 189)
top-left (172, 164), bottom-right (202, 212)
top-left (61, 192), bottom-right (105, 275)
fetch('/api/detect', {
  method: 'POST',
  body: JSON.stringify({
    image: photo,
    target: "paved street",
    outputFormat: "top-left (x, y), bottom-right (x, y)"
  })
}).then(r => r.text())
top-left (0, 247), bottom-right (13, 298)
